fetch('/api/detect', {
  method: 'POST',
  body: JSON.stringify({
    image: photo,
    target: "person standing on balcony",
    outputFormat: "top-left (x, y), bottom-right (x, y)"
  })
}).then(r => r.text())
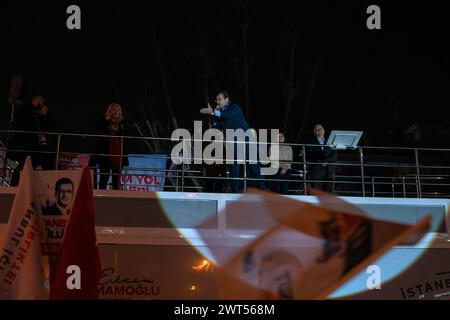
top-left (92, 103), bottom-right (128, 190)
top-left (10, 94), bottom-right (56, 185)
top-left (306, 124), bottom-right (337, 193)
top-left (200, 90), bottom-right (264, 193)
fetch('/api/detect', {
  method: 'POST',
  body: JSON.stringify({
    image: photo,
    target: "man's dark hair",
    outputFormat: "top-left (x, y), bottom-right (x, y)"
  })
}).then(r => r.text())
top-left (216, 90), bottom-right (230, 99)
top-left (55, 177), bottom-right (74, 192)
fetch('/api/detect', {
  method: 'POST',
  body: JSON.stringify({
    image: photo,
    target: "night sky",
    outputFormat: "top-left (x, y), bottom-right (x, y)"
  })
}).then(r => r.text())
top-left (2, 0), bottom-right (450, 147)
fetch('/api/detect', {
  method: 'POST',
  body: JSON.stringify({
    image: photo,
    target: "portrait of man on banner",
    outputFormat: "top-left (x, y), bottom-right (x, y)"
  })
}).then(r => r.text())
top-left (36, 171), bottom-right (82, 258)
top-left (43, 177), bottom-right (74, 216)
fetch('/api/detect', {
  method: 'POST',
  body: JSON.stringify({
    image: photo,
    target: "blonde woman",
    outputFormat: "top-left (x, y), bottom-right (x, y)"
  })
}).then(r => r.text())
top-left (93, 103), bottom-right (128, 189)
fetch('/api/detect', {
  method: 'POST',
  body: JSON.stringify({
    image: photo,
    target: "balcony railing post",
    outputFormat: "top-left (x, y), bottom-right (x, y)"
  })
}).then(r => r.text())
top-left (402, 176), bottom-right (406, 198)
top-left (175, 168), bottom-right (179, 192)
top-left (243, 141), bottom-right (247, 192)
top-left (54, 134), bottom-right (61, 170)
top-left (359, 147), bottom-right (366, 197)
top-left (181, 163), bottom-right (185, 192)
top-left (123, 167), bottom-right (128, 190)
top-left (415, 175), bottom-right (420, 198)
top-left (372, 177), bottom-right (375, 197)
top-left (118, 136), bottom-right (124, 190)
top-left (414, 149), bottom-right (422, 198)
top-left (302, 145), bottom-right (307, 195)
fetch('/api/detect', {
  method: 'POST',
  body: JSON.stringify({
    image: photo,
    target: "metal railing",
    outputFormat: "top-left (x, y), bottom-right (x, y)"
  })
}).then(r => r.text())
top-left (0, 138), bottom-right (18, 187)
top-left (2, 129), bottom-right (450, 198)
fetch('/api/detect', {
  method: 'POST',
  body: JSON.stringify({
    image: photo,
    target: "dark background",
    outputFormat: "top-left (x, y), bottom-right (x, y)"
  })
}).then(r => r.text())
top-left (1, 0), bottom-right (450, 148)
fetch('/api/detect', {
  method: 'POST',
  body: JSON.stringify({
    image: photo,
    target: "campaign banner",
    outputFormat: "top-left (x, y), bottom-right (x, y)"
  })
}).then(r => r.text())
top-left (49, 167), bottom-right (101, 300)
top-left (121, 154), bottom-right (167, 192)
top-left (58, 153), bottom-right (90, 170)
top-left (36, 171), bottom-right (83, 258)
top-left (35, 169), bottom-right (100, 296)
top-left (0, 162), bottom-right (86, 299)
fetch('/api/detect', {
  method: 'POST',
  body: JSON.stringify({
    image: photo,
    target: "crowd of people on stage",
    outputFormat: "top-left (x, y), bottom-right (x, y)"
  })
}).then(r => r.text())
top-left (5, 91), bottom-right (337, 195)
top-left (199, 90), bottom-right (337, 194)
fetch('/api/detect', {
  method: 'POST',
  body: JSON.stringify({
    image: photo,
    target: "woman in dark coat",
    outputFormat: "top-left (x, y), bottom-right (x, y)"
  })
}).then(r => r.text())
top-left (93, 103), bottom-right (128, 190)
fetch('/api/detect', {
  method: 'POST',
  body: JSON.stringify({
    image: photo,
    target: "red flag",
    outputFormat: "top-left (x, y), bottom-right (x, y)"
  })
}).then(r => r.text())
top-left (49, 167), bottom-right (101, 299)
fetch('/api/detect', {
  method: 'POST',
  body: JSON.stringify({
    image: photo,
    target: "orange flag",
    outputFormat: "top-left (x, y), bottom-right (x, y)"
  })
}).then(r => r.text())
top-left (199, 189), bottom-right (431, 299)
top-left (49, 167), bottom-right (101, 299)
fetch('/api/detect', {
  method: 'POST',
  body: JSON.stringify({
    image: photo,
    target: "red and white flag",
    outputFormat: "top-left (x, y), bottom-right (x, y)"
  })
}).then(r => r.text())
top-left (49, 167), bottom-right (101, 299)
top-left (0, 158), bottom-right (46, 299)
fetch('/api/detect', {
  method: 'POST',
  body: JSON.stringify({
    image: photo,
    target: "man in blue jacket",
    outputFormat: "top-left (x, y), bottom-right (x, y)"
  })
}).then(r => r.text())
top-left (200, 90), bottom-right (264, 193)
